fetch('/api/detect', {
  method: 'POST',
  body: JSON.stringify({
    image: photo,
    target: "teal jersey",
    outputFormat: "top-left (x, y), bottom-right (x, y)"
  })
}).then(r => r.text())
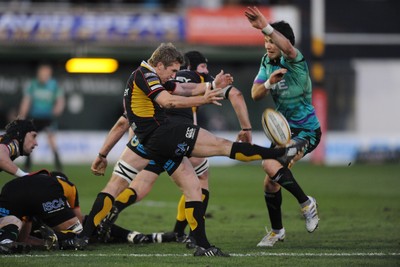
top-left (254, 49), bottom-right (320, 131)
top-left (24, 78), bottom-right (63, 118)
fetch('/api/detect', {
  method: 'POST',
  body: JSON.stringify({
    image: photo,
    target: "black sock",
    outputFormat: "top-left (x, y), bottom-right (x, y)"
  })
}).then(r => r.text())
top-left (201, 188), bottom-right (210, 212)
top-left (173, 221), bottom-right (188, 237)
top-left (0, 224), bottom-right (19, 242)
top-left (186, 189), bottom-right (209, 238)
top-left (109, 224), bottom-right (131, 243)
top-left (79, 192), bottom-right (114, 238)
top-left (264, 189), bottom-right (283, 230)
top-left (273, 167), bottom-right (308, 204)
top-left (229, 142), bottom-right (285, 161)
top-left (173, 195), bottom-right (187, 236)
top-left (185, 201), bottom-right (210, 249)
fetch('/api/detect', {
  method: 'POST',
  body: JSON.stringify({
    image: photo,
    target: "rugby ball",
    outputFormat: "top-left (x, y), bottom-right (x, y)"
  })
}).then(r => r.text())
top-left (261, 108), bottom-right (291, 146)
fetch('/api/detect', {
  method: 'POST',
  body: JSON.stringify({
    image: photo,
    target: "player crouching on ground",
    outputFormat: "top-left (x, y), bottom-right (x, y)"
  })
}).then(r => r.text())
top-left (0, 169), bottom-right (175, 251)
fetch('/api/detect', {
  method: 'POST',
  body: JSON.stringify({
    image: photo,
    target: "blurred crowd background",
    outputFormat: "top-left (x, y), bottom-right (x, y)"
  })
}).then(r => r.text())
top-left (0, 0), bottom-right (399, 165)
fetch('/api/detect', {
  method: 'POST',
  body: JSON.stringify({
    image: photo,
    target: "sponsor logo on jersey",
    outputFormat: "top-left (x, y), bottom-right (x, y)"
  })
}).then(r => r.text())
top-left (163, 159), bottom-right (175, 172)
top-left (185, 127), bottom-right (196, 139)
top-left (130, 122), bottom-right (137, 132)
top-left (130, 135), bottom-right (139, 147)
top-left (42, 198), bottom-right (66, 213)
top-left (276, 79), bottom-right (288, 90)
top-left (130, 135), bottom-right (148, 155)
top-left (175, 142), bottom-right (188, 156)
top-left (176, 76), bottom-right (192, 83)
top-left (0, 207), bottom-right (10, 217)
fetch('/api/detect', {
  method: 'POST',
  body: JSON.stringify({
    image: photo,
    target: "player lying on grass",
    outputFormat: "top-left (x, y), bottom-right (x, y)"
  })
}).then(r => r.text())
top-left (0, 169), bottom-right (175, 253)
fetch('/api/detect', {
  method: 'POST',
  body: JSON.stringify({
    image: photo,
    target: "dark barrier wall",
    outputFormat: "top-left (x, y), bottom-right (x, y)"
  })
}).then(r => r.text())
top-left (0, 60), bottom-right (275, 131)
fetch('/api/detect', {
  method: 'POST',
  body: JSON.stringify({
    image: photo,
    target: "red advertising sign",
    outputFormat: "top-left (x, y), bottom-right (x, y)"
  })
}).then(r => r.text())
top-left (186, 7), bottom-right (271, 45)
top-left (311, 88), bottom-right (328, 164)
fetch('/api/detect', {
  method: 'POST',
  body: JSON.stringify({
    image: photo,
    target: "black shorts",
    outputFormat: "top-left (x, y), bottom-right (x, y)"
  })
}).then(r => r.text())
top-left (126, 135), bottom-right (165, 175)
top-left (291, 127), bottom-right (322, 155)
top-left (128, 121), bottom-right (200, 175)
top-left (0, 174), bottom-right (75, 227)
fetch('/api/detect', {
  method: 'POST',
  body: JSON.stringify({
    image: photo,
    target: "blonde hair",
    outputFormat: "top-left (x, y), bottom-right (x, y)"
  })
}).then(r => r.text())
top-left (148, 43), bottom-right (184, 67)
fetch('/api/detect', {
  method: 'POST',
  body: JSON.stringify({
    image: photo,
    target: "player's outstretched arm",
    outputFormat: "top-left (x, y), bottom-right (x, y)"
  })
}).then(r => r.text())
top-left (91, 115), bottom-right (130, 176)
top-left (213, 70), bottom-right (233, 89)
top-left (173, 82), bottom-right (209, 96)
top-left (174, 71), bottom-right (233, 97)
top-left (226, 87), bottom-right (252, 143)
top-left (0, 144), bottom-right (28, 177)
top-left (156, 86), bottom-right (223, 109)
top-left (245, 6), bottom-right (296, 59)
top-left (251, 68), bottom-right (288, 101)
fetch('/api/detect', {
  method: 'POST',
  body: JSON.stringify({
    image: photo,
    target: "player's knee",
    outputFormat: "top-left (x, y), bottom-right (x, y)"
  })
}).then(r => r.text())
top-left (194, 158), bottom-right (209, 177)
top-left (1, 215), bottom-right (22, 229)
top-left (261, 159), bottom-right (281, 177)
top-left (113, 159), bottom-right (140, 184)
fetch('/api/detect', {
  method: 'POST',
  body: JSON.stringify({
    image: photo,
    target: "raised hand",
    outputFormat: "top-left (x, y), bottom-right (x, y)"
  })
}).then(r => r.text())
top-left (203, 85), bottom-right (224, 106)
top-left (214, 70), bottom-right (234, 89)
top-left (245, 6), bottom-right (268, 30)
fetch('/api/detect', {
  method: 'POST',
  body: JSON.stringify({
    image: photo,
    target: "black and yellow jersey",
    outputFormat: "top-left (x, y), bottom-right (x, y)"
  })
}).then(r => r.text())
top-left (28, 169), bottom-right (79, 208)
top-left (55, 175), bottom-right (79, 209)
top-left (166, 70), bottom-right (214, 122)
top-left (123, 61), bottom-right (176, 144)
top-left (0, 136), bottom-right (20, 167)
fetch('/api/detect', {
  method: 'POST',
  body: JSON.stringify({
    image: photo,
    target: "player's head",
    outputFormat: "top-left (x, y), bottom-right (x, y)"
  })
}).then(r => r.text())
top-left (3, 119), bottom-right (37, 156)
top-left (184, 51), bottom-right (209, 74)
top-left (148, 43), bottom-right (184, 82)
top-left (37, 63), bottom-right (53, 83)
top-left (271, 21), bottom-right (295, 45)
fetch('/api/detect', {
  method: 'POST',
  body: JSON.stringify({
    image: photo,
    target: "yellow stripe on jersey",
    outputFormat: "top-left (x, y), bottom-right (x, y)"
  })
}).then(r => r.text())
top-left (130, 81), bottom-right (155, 117)
top-left (148, 80), bottom-right (160, 86)
top-left (57, 178), bottom-right (78, 208)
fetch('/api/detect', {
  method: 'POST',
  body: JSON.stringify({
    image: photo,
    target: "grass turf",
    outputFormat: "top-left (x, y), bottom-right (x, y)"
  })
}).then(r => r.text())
top-left (1, 163), bottom-right (399, 266)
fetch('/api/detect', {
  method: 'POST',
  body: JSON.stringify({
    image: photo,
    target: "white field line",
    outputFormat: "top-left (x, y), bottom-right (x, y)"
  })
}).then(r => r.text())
top-left (4, 252), bottom-right (400, 258)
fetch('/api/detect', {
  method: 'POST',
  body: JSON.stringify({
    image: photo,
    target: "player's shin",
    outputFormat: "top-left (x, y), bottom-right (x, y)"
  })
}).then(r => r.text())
top-left (185, 201), bottom-right (210, 249)
top-left (264, 189), bottom-right (283, 230)
top-left (229, 142), bottom-right (285, 161)
top-left (114, 187), bottom-right (138, 215)
top-left (173, 194), bottom-right (188, 237)
top-left (79, 192), bottom-right (114, 239)
top-left (272, 167), bottom-right (308, 204)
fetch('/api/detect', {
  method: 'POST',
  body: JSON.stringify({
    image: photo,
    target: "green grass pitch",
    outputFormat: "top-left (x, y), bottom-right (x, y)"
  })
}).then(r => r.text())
top-left (1, 163), bottom-right (400, 266)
